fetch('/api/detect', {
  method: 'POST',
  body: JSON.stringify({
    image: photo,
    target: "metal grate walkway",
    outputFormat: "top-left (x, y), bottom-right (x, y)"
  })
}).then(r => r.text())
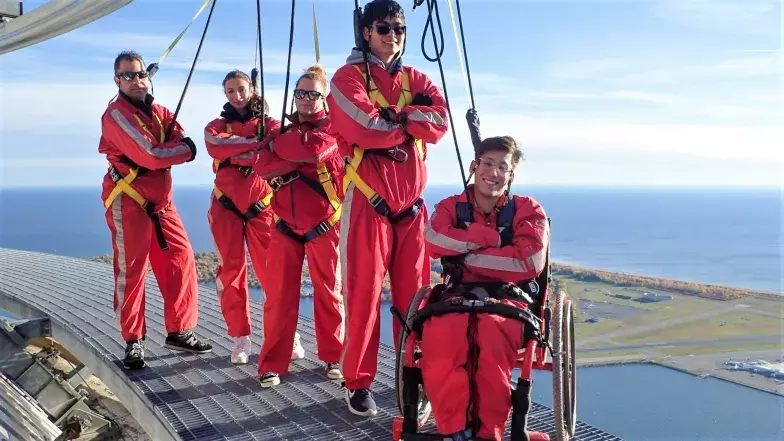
top-left (0, 247), bottom-right (622, 440)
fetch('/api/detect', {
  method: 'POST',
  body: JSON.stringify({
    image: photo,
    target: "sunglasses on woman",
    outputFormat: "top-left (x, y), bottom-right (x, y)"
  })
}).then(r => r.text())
top-left (293, 89), bottom-right (323, 101)
top-left (117, 71), bottom-right (150, 81)
top-left (373, 22), bottom-right (406, 36)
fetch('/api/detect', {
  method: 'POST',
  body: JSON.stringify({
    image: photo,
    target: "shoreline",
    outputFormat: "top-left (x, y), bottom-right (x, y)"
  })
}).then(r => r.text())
top-left (577, 356), bottom-right (784, 398)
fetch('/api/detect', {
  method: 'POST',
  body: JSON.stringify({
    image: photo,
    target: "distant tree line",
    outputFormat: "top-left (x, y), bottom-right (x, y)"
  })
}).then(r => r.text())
top-left (87, 253), bottom-right (775, 303)
top-left (551, 263), bottom-right (768, 301)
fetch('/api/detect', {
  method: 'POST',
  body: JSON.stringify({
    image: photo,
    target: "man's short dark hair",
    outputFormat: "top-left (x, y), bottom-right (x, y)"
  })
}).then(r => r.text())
top-left (360, 0), bottom-right (405, 29)
top-left (476, 136), bottom-right (524, 169)
top-left (114, 51), bottom-right (145, 74)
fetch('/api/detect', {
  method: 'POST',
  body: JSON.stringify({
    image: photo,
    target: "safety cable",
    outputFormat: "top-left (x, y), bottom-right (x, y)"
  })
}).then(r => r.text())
top-left (280, 0), bottom-right (297, 127)
top-left (419, 0), bottom-right (468, 194)
top-left (256, 0), bottom-right (265, 116)
top-left (353, 0), bottom-right (372, 92)
top-left (146, 0), bottom-right (213, 78)
top-left (446, 0), bottom-right (474, 109)
top-left (165, 0), bottom-right (218, 141)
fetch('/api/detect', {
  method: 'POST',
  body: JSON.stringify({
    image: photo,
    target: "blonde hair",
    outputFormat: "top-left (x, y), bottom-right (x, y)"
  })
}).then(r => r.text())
top-left (296, 64), bottom-right (328, 93)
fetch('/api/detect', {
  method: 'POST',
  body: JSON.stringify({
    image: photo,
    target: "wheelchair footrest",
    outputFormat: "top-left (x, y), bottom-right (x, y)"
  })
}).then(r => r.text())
top-left (402, 433), bottom-right (453, 441)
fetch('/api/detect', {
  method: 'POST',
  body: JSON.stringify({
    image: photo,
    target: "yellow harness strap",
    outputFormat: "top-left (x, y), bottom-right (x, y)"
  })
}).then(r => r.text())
top-left (343, 65), bottom-right (425, 202)
top-left (103, 113), bottom-right (164, 210)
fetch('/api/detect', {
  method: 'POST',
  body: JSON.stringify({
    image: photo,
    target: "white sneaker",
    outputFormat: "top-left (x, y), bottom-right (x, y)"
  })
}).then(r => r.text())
top-left (231, 336), bottom-right (251, 365)
top-left (291, 331), bottom-right (305, 360)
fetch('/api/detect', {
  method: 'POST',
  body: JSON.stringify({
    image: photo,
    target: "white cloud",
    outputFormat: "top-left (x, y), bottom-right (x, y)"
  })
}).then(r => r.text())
top-left (548, 59), bottom-right (632, 81)
top-left (616, 54), bottom-right (782, 85)
top-left (651, 0), bottom-right (780, 36)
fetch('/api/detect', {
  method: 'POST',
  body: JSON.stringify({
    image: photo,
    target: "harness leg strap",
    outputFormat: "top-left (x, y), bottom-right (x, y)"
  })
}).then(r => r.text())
top-left (510, 378), bottom-right (532, 441)
top-left (147, 209), bottom-right (170, 251)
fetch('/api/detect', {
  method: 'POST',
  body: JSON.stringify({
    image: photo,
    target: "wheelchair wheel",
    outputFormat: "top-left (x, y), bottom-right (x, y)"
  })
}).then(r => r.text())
top-left (395, 285), bottom-right (434, 427)
top-left (551, 290), bottom-right (576, 441)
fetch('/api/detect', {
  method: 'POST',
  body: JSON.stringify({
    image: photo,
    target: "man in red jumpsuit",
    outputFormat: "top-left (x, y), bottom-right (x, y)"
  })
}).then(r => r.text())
top-left (326, 0), bottom-right (449, 416)
top-left (99, 51), bottom-right (212, 371)
top-left (422, 136), bottom-right (550, 441)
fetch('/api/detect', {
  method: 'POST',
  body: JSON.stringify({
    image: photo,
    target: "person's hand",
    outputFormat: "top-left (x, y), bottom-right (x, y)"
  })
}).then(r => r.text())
top-left (466, 108), bottom-right (480, 128)
top-left (379, 106), bottom-right (398, 123)
top-left (181, 137), bottom-right (197, 162)
top-left (411, 93), bottom-right (433, 106)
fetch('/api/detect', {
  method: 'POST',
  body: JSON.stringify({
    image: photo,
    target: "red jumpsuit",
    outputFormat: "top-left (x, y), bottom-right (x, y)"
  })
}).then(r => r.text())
top-left (235, 110), bottom-right (345, 375)
top-left (421, 187), bottom-right (550, 441)
top-left (326, 50), bottom-right (449, 390)
top-left (99, 91), bottom-right (198, 343)
top-left (204, 104), bottom-right (281, 338)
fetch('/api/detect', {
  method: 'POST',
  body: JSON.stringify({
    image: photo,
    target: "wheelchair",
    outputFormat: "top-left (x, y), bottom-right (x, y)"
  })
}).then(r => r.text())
top-left (391, 251), bottom-right (577, 441)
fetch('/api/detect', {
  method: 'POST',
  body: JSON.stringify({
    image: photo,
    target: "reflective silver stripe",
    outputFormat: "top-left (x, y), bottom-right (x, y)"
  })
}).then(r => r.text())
top-left (464, 253), bottom-right (530, 273)
top-left (111, 109), bottom-right (190, 158)
top-left (207, 209), bottom-right (225, 300)
top-left (424, 211), bottom-right (484, 253)
top-left (233, 151), bottom-right (254, 160)
top-left (296, 143), bottom-right (338, 163)
top-left (111, 197), bottom-right (127, 320)
top-left (204, 129), bottom-right (257, 146)
top-left (338, 183), bottom-right (355, 370)
top-left (330, 80), bottom-right (399, 132)
top-left (407, 108), bottom-right (447, 127)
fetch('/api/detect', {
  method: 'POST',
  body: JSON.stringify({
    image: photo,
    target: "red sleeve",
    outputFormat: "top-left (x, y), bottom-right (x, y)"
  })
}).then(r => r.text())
top-left (272, 119), bottom-right (339, 163)
top-left (102, 106), bottom-right (193, 170)
top-left (204, 118), bottom-right (261, 161)
top-left (253, 149), bottom-right (301, 180)
top-left (326, 65), bottom-right (410, 149)
top-left (401, 68), bottom-right (449, 144)
top-left (424, 196), bottom-right (501, 258)
top-left (462, 197), bottom-right (550, 283)
top-left (227, 116), bottom-right (282, 167)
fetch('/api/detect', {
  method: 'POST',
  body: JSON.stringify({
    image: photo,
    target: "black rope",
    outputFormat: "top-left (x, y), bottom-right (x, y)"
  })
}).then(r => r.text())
top-left (353, 0), bottom-right (372, 92)
top-left (280, 0), bottom-right (296, 126)
top-left (454, 0), bottom-right (475, 109)
top-left (165, 0), bottom-right (218, 141)
top-left (256, 0), bottom-right (265, 115)
top-left (420, 0), bottom-right (468, 194)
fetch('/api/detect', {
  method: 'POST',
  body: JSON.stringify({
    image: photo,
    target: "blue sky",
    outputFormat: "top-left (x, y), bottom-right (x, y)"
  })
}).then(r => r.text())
top-left (0, 0), bottom-right (781, 188)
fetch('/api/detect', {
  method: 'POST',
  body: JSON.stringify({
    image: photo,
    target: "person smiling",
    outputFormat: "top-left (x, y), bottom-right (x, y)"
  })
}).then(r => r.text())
top-left (204, 70), bottom-right (306, 366)
top-left (422, 136), bottom-right (551, 441)
top-left (326, 0), bottom-right (449, 417)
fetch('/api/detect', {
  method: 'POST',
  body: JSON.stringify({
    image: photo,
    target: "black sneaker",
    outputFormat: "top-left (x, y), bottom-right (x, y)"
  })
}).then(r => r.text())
top-left (123, 340), bottom-right (145, 370)
top-left (326, 362), bottom-right (343, 380)
top-left (345, 388), bottom-right (377, 417)
top-left (259, 372), bottom-right (281, 388)
top-left (164, 330), bottom-right (212, 354)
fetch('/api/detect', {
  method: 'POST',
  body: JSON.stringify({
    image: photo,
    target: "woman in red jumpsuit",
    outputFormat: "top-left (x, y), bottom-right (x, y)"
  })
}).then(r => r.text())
top-left (204, 70), bottom-right (304, 365)
top-left (236, 65), bottom-right (345, 388)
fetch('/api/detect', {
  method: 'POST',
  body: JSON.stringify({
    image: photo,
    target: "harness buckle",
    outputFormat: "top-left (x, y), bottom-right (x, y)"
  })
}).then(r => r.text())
top-left (238, 166), bottom-right (253, 178)
top-left (382, 147), bottom-right (408, 163)
top-left (270, 171), bottom-right (300, 191)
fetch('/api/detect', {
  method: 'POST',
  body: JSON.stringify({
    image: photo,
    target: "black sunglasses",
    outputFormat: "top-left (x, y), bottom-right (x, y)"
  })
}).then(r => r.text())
top-left (117, 71), bottom-right (149, 81)
top-left (293, 89), bottom-right (323, 101)
top-left (373, 22), bottom-right (406, 36)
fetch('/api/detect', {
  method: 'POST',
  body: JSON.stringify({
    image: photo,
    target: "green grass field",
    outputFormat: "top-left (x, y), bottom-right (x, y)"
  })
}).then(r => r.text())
top-left (614, 311), bottom-right (783, 345)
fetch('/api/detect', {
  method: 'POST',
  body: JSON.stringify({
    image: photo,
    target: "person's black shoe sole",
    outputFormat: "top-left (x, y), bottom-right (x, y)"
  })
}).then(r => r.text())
top-left (123, 358), bottom-right (145, 370)
top-left (164, 341), bottom-right (213, 354)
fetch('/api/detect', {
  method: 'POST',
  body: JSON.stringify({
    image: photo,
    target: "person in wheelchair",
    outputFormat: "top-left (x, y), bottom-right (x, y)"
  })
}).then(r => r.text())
top-left (420, 135), bottom-right (550, 441)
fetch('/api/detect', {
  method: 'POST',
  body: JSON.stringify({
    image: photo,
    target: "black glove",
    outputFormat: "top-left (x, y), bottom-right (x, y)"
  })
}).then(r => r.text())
top-left (379, 106), bottom-right (398, 123)
top-left (181, 136), bottom-right (197, 162)
top-left (410, 93), bottom-right (433, 106)
top-left (465, 108), bottom-right (482, 150)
